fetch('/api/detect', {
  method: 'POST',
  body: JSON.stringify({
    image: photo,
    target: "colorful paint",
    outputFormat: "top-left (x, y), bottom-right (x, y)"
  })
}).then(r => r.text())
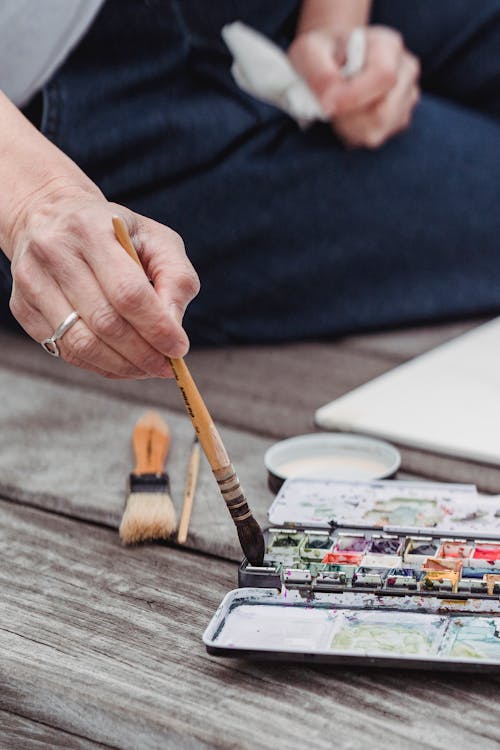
top-left (205, 588), bottom-right (500, 667)
top-left (442, 617), bottom-right (500, 660)
top-left (472, 543), bottom-right (500, 562)
top-left (438, 540), bottom-right (473, 559)
top-left (334, 534), bottom-right (370, 552)
top-left (222, 478), bottom-right (500, 669)
top-left (301, 531), bottom-right (333, 561)
top-left (368, 535), bottom-right (401, 555)
top-left (330, 611), bottom-right (446, 656)
top-left (322, 551), bottom-right (364, 565)
top-left (404, 537), bottom-right (438, 562)
top-left (362, 497), bottom-right (444, 527)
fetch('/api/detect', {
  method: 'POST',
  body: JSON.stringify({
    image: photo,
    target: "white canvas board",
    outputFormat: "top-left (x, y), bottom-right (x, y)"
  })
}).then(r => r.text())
top-left (315, 318), bottom-right (500, 466)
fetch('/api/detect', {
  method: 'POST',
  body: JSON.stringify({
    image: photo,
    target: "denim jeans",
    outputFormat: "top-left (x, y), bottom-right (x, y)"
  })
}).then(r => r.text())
top-left (2, 0), bottom-right (500, 344)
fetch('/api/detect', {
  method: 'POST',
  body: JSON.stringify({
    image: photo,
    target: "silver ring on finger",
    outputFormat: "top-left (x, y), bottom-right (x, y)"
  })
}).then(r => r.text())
top-left (40, 311), bottom-right (80, 357)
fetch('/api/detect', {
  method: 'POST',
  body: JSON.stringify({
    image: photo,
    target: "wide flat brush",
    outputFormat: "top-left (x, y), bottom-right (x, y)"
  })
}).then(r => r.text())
top-left (119, 410), bottom-right (177, 543)
top-left (112, 216), bottom-right (265, 565)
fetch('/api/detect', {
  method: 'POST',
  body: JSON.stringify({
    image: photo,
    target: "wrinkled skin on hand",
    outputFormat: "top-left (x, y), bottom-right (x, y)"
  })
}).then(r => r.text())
top-left (8, 187), bottom-right (200, 379)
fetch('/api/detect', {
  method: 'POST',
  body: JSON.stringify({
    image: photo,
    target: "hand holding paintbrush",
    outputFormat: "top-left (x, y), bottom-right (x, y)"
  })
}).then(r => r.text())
top-left (112, 217), bottom-right (265, 565)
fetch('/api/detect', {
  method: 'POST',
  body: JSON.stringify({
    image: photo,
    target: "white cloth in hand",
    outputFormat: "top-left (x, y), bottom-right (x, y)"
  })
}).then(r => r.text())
top-left (221, 21), bottom-right (366, 127)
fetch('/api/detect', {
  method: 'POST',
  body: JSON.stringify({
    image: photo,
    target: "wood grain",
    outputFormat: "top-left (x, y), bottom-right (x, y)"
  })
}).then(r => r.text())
top-left (2, 326), bottom-right (500, 492)
top-left (0, 710), bottom-right (108, 749)
top-left (1, 498), bottom-right (500, 750)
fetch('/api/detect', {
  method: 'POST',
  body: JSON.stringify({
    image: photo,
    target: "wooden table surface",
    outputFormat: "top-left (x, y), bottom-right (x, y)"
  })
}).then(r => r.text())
top-left (1, 318), bottom-right (499, 749)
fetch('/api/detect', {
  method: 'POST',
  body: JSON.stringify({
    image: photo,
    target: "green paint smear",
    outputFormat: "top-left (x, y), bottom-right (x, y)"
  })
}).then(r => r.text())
top-left (362, 498), bottom-right (443, 527)
top-left (331, 624), bottom-right (435, 655)
top-left (447, 619), bottom-right (500, 659)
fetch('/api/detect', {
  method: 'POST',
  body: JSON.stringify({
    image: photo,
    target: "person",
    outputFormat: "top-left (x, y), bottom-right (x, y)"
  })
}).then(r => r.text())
top-left (0, 0), bottom-right (499, 380)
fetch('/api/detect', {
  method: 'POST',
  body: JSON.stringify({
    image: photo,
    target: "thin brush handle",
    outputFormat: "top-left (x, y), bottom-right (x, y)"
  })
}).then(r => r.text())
top-left (177, 437), bottom-right (200, 544)
top-left (112, 217), bottom-right (264, 554)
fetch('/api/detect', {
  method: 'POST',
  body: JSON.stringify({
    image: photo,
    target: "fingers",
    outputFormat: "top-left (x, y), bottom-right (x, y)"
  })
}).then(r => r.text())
top-left (288, 29), bottom-right (343, 115)
top-left (135, 216), bottom-right (200, 329)
top-left (83, 213), bottom-right (194, 360)
top-left (333, 50), bottom-right (420, 149)
top-left (10, 270), bottom-right (150, 379)
top-left (330, 26), bottom-right (405, 116)
top-left (47, 249), bottom-right (172, 377)
top-left (9, 196), bottom-right (199, 379)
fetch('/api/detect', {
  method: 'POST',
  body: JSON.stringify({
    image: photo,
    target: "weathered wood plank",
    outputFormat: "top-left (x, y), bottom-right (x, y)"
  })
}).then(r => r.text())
top-left (0, 369), bottom-right (274, 562)
top-left (2, 319), bottom-right (500, 506)
top-left (0, 710), bottom-right (108, 749)
top-left (1, 499), bottom-right (500, 750)
top-left (0, 330), bottom-right (396, 437)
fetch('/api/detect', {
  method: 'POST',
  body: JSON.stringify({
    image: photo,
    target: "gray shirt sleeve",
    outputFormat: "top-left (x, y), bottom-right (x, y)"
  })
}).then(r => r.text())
top-left (0, 0), bottom-right (104, 107)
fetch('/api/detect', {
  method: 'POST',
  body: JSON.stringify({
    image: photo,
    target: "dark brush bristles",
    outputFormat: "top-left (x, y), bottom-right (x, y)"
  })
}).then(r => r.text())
top-left (237, 515), bottom-right (265, 566)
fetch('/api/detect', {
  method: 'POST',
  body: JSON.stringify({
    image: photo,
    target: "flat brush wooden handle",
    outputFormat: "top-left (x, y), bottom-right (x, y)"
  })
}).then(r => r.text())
top-left (133, 411), bottom-right (170, 474)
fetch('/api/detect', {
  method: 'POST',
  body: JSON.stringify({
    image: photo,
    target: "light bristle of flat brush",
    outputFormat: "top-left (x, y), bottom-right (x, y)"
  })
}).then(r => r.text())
top-left (119, 491), bottom-right (177, 544)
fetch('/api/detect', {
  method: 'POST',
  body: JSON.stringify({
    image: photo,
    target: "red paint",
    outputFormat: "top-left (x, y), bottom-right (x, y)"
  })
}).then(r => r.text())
top-left (322, 552), bottom-right (363, 565)
top-left (439, 542), bottom-right (472, 559)
top-left (473, 545), bottom-right (500, 561)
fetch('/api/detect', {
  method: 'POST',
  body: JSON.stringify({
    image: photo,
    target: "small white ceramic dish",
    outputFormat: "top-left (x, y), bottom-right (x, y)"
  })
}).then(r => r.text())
top-left (264, 433), bottom-right (401, 493)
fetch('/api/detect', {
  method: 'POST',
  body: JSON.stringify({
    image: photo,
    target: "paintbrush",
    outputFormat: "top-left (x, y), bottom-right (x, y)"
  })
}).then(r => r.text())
top-left (119, 410), bottom-right (177, 543)
top-left (112, 216), bottom-right (265, 565)
top-left (177, 435), bottom-right (201, 544)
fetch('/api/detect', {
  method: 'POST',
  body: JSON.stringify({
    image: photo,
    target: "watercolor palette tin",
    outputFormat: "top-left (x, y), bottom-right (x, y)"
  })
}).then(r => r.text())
top-left (203, 479), bottom-right (500, 670)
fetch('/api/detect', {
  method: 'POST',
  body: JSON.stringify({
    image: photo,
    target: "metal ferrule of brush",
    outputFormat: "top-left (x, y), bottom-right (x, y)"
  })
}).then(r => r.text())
top-left (129, 472), bottom-right (170, 493)
top-left (213, 464), bottom-right (252, 523)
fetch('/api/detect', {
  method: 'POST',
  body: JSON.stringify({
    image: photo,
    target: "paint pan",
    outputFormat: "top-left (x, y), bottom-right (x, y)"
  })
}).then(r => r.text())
top-left (300, 530), bottom-right (333, 561)
top-left (404, 537), bottom-right (439, 563)
top-left (437, 539), bottom-right (473, 560)
top-left (323, 551), bottom-right (364, 565)
top-left (363, 553), bottom-right (402, 569)
top-left (333, 533), bottom-right (370, 553)
top-left (470, 542), bottom-right (500, 569)
top-left (268, 529), bottom-right (304, 557)
top-left (385, 568), bottom-right (419, 590)
top-left (368, 534), bottom-right (402, 555)
top-left (264, 434), bottom-right (400, 493)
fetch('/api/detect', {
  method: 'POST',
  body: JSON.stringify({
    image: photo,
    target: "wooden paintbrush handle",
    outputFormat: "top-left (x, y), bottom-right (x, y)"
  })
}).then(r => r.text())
top-left (177, 437), bottom-right (200, 544)
top-left (112, 216), bottom-right (231, 471)
top-left (112, 216), bottom-right (265, 564)
top-left (168, 357), bottom-right (230, 471)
